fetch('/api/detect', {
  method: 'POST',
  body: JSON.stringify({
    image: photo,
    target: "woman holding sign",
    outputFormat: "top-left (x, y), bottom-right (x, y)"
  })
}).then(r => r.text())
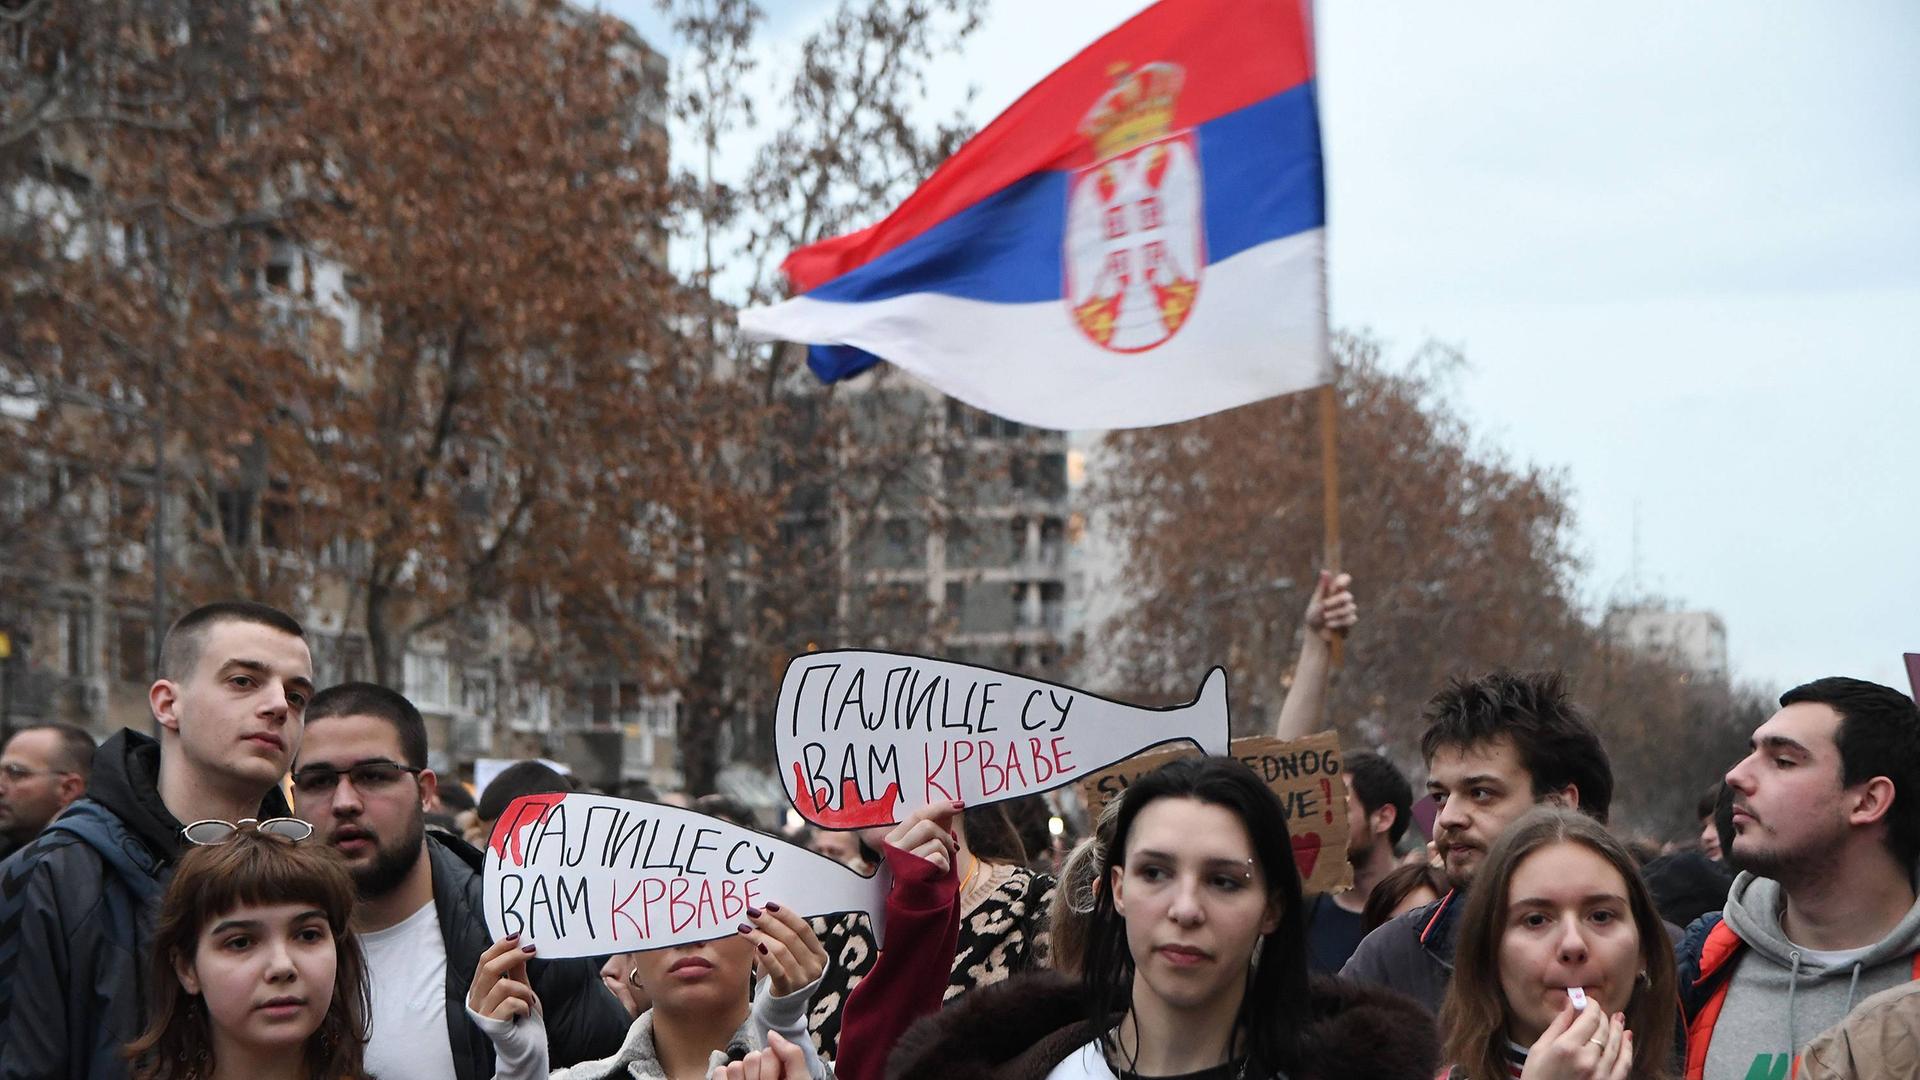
top-left (1437, 808), bottom-right (1676, 1080)
top-left (466, 899), bottom-right (831, 1080)
top-left (469, 801), bottom-right (970, 1080)
top-left (887, 756), bottom-right (1440, 1080)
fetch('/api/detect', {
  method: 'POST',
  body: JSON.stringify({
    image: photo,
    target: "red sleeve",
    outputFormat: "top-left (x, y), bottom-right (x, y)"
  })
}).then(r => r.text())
top-left (832, 843), bottom-right (960, 1080)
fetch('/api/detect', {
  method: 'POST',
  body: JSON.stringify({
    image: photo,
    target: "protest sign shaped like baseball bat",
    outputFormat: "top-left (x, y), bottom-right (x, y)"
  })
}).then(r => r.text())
top-left (777, 649), bottom-right (1231, 829)
top-left (482, 793), bottom-right (886, 959)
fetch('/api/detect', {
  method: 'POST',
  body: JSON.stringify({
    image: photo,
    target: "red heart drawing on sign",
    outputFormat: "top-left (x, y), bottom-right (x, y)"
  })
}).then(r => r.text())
top-left (1291, 834), bottom-right (1322, 880)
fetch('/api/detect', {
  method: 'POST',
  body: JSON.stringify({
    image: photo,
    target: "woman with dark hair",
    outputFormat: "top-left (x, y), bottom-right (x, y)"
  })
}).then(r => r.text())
top-left (888, 756), bottom-right (1439, 1080)
top-left (124, 821), bottom-right (370, 1080)
top-left (1439, 807), bottom-right (1677, 1080)
top-left (1361, 862), bottom-right (1449, 934)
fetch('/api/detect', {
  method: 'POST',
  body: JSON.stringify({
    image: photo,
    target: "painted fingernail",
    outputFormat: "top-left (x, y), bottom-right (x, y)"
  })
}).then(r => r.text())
top-left (764, 902), bottom-right (781, 913)
top-left (757, 943), bottom-right (768, 955)
top-left (506, 932), bottom-right (520, 941)
top-left (746, 906), bottom-right (763, 918)
top-left (737, 922), bottom-right (754, 934)
top-left (953, 799), bottom-right (966, 808)
top-left (521, 943), bottom-right (536, 954)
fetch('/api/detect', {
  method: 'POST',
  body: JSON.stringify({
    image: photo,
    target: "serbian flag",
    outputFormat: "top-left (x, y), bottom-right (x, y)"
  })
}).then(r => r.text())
top-left (736, 0), bottom-right (1328, 430)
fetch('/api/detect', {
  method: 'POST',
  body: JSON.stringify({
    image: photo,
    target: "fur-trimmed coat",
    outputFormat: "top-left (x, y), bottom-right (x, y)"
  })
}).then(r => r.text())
top-left (886, 971), bottom-right (1440, 1080)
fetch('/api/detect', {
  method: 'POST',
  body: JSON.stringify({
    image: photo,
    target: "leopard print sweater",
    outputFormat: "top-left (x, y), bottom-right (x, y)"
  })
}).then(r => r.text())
top-left (806, 862), bottom-right (1056, 1060)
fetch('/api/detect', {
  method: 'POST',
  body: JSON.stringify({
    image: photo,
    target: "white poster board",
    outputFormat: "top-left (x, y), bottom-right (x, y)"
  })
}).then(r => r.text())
top-left (776, 650), bottom-right (1230, 828)
top-left (482, 793), bottom-right (885, 959)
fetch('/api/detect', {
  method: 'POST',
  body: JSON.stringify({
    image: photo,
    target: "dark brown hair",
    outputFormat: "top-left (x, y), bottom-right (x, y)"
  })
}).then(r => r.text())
top-left (1360, 861), bottom-right (1448, 933)
top-left (125, 831), bottom-right (369, 1079)
top-left (1440, 807), bottom-right (1675, 1080)
top-left (1420, 670), bottom-right (1613, 823)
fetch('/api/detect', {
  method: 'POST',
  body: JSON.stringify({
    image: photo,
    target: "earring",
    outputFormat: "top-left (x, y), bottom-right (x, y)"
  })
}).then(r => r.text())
top-left (1635, 969), bottom-right (1651, 988)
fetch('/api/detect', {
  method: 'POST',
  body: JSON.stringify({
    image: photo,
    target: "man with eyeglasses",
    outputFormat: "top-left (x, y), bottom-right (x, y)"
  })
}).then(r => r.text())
top-left (0, 601), bottom-right (311, 1080)
top-left (290, 681), bottom-right (626, 1080)
top-left (0, 723), bottom-right (94, 860)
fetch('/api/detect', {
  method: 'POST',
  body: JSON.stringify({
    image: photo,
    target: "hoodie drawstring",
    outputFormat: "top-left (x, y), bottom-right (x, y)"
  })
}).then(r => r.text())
top-left (1784, 954), bottom-right (1867, 1056)
top-left (1786, 950), bottom-right (1801, 1056)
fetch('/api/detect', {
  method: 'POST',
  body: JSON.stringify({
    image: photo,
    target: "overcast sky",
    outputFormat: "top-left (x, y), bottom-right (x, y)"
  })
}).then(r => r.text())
top-left (602, 0), bottom-right (1919, 695)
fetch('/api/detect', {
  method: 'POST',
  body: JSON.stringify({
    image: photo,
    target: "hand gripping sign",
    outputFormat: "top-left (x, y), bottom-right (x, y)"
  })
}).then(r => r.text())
top-left (778, 649), bottom-right (1231, 829)
top-left (482, 793), bottom-right (886, 959)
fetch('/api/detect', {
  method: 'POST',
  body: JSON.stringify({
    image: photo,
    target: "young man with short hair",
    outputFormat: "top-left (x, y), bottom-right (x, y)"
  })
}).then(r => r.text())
top-left (1678, 677), bottom-right (1920, 1080)
top-left (1306, 750), bottom-right (1413, 972)
top-left (1340, 669), bottom-right (1613, 1014)
top-left (0, 601), bottom-right (313, 1080)
top-left (290, 681), bottom-right (626, 1080)
top-left (0, 723), bottom-right (95, 859)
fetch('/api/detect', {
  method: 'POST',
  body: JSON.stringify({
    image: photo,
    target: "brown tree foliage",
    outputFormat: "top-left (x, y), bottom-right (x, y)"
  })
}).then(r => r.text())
top-left (659, 0), bottom-right (989, 792)
top-left (3, 0), bottom-right (300, 639)
top-left (1095, 332), bottom-right (1760, 837)
top-left (3, 0), bottom-right (749, 693)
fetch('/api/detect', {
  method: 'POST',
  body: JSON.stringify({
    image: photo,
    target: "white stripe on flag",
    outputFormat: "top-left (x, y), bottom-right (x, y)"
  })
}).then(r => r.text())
top-left (738, 230), bottom-right (1330, 431)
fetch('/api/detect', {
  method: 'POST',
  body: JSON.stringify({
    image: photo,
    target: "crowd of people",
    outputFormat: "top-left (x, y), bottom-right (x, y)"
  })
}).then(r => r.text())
top-left (0, 590), bottom-right (1915, 1080)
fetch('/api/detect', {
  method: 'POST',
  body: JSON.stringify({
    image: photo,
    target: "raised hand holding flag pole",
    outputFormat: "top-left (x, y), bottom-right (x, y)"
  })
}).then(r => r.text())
top-left (737, 0), bottom-right (1331, 432)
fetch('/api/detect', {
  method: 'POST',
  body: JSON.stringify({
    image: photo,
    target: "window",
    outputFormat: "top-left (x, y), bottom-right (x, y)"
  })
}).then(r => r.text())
top-left (461, 665), bottom-right (496, 717)
top-left (259, 483), bottom-right (298, 551)
top-left (62, 605), bottom-right (94, 678)
top-left (403, 651), bottom-right (452, 710)
top-left (215, 488), bottom-right (254, 547)
top-left (114, 614), bottom-right (150, 682)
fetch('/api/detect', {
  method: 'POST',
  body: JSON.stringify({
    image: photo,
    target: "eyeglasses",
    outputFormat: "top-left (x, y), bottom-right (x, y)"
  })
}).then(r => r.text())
top-left (290, 760), bottom-right (424, 795)
top-left (182, 817), bottom-right (315, 845)
top-left (0, 763), bottom-right (74, 784)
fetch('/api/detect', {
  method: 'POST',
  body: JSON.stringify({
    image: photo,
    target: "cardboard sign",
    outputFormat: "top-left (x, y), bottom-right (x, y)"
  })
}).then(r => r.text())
top-left (777, 650), bottom-right (1230, 828)
top-left (1079, 731), bottom-right (1353, 894)
top-left (482, 793), bottom-right (885, 959)
top-left (1905, 653), bottom-right (1919, 704)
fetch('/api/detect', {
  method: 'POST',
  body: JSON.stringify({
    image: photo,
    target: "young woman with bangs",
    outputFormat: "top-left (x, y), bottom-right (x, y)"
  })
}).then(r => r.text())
top-left (124, 819), bottom-right (370, 1080)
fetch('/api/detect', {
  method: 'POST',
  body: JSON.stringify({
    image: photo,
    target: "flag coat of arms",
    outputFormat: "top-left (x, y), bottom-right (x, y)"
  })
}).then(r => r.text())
top-left (737, 0), bottom-right (1328, 430)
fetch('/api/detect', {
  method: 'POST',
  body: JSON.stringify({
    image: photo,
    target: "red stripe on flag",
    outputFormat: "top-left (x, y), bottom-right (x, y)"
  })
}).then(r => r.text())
top-left (782, 0), bottom-right (1313, 294)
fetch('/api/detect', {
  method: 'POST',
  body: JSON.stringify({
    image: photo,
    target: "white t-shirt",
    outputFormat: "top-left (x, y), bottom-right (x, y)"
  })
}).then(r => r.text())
top-left (1045, 1040), bottom-right (1120, 1080)
top-left (361, 899), bottom-right (461, 1080)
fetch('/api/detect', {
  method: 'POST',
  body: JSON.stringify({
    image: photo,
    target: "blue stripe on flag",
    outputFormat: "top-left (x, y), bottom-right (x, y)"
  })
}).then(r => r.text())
top-left (804, 83), bottom-right (1323, 308)
top-left (807, 343), bottom-right (884, 382)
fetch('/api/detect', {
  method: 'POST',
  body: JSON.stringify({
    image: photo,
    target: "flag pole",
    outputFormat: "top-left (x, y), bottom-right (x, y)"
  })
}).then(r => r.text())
top-left (1318, 380), bottom-right (1345, 670)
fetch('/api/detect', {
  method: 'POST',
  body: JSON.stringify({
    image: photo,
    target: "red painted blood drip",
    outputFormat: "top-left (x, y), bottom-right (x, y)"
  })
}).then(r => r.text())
top-left (789, 761), bottom-right (901, 829)
top-left (487, 793), bottom-right (568, 868)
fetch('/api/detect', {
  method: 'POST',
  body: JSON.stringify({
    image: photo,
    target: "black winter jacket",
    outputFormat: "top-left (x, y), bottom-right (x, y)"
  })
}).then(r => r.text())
top-left (0, 728), bottom-right (293, 1080)
top-left (887, 970), bottom-right (1441, 1080)
top-left (423, 831), bottom-right (629, 1080)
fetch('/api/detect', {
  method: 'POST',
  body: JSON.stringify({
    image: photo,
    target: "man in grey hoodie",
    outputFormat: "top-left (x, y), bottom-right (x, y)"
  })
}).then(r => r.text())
top-left (1676, 676), bottom-right (1920, 1080)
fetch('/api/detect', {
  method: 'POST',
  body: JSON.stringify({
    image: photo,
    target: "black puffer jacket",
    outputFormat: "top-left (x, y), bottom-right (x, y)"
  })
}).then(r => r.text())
top-left (0, 728), bottom-right (293, 1080)
top-left (424, 831), bottom-right (630, 1080)
top-left (887, 970), bottom-right (1441, 1080)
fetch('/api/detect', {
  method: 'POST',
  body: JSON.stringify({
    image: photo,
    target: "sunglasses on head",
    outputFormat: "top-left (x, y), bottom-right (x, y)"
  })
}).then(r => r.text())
top-left (182, 817), bottom-right (315, 846)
